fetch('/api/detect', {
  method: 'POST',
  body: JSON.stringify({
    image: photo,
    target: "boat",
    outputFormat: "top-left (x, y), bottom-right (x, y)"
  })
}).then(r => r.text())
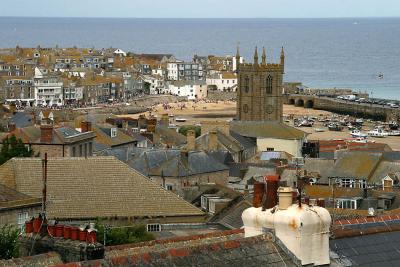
top-left (378, 73), bottom-right (384, 79)
top-left (314, 128), bottom-right (325, 132)
top-left (328, 123), bottom-right (343, 131)
top-left (350, 130), bottom-right (368, 138)
top-left (388, 130), bottom-right (400, 136)
top-left (368, 128), bottom-right (388, 138)
top-left (297, 120), bottom-right (314, 127)
top-left (389, 122), bottom-right (399, 130)
top-left (175, 117), bottom-right (187, 122)
top-left (355, 118), bottom-right (364, 125)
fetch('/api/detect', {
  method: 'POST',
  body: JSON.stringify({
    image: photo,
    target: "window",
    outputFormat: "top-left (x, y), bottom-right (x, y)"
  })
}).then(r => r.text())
top-left (165, 184), bottom-right (173, 191)
top-left (79, 145), bottom-right (83, 157)
top-left (111, 128), bottom-right (117, 138)
top-left (267, 147), bottom-right (275, 151)
top-left (17, 212), bottom-right (29, 232)
top-left (147, 224), bottom-right (161, 232)
top-left (266, 75), bottom-right (273, 94)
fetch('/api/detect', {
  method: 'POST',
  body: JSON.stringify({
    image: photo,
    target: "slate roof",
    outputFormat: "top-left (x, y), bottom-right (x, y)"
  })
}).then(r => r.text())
top-left (230, 120), bottom-right (306, 139)
top-left (369, 161), bottom-right (400, 184)
top-left (0, 157), bottom-right (204, 219)
top-left (326, 151), bottom-right (383, 180)
top-left (129, 149), bottom-right (229, 177)
top-left (330, 231), bottom-right (400, 266)
top-left (155, 125), bottom-right (187, 148)
top-left (6, 125), bottom-right (94, 144)
top-left (195, 130), bottom-right (243, 153)
top-left (0, 184), bottom-right (41, 209)
top-left (93, 123), bottom-right (136, 148)
top-left (9, 112), bottom-right (34, 128)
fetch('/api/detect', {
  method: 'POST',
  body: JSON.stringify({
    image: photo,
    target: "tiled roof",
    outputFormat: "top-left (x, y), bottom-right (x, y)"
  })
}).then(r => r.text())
top-left (0, 157), bottom-right (204, 219)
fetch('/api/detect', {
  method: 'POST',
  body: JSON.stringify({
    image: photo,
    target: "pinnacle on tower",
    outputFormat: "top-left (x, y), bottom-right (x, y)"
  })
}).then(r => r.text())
top-left (254, 46), bottom-right (259, 65)
top-left (280, 46), bottom-right (285, 73)
top-left (262, 47), bottom-right (267, 65)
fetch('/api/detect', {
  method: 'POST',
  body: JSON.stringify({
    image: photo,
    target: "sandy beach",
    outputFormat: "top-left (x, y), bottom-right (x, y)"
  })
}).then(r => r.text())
top-left (118, 100), bottom-right (400, 151)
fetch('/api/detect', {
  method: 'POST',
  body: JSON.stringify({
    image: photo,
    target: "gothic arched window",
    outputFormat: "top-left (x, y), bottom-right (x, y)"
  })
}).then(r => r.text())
top-left (244, 76), bottom-right (250, 93)
top-left (266, 75), bottom-right (273, 94)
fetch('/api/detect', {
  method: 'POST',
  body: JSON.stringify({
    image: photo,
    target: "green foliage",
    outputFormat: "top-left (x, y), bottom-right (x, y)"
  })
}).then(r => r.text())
top-left (178, 125), bottom-right (201, 137)
top-left (95, 220), bottom-right (155, 246)
top-left (0, 135), bottom-right (33, 165)
top-left (0, 224), bottom-right (20, 260)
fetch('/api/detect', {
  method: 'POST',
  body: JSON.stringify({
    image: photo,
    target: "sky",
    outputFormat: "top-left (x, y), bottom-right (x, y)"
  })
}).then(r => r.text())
top-left (1, 0), bottom-right (399, 18)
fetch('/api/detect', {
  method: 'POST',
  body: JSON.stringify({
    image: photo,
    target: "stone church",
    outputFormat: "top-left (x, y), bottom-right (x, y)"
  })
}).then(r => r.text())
top-left (195, 46), bottom-right (306, 161)
top-left (230, 46), bottom-right (306, 157)
top-left (236, 46), bottom-right (284, 122)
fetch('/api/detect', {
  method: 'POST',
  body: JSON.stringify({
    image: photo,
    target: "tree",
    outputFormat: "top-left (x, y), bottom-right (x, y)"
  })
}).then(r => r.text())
top-left (0, 135), bottom-right (33, 165)
top-left (178, 125), bottom-right (201, 137)
top-left (95, 220), bottom-right (155, 246)
top-left (0, 224), bottom-right (19, 260)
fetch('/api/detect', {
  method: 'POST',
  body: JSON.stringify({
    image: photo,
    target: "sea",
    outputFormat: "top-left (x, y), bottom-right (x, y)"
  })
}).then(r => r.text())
top-left (1, 17), bottom-right (400, 99)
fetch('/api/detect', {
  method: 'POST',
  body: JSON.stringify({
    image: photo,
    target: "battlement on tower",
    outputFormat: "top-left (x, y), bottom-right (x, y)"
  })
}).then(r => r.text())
top-left (238, 63), bottom-right (283, 72)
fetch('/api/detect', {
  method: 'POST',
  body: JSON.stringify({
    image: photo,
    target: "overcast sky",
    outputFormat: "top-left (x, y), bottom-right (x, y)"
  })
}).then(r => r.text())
top-left (1, 0), bottom-right (399, 18)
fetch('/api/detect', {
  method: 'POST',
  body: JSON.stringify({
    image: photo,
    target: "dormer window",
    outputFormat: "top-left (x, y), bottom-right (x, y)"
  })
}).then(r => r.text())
top-left (111, 128), bottom-right (117, 138)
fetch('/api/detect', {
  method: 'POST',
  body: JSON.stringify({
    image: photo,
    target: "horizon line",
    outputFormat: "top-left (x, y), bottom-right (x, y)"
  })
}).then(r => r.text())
top-left (1, 15), bottom-right (400, 20)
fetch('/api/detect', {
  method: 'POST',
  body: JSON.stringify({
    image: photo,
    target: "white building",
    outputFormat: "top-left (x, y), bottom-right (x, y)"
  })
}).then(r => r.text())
top-left (113, 48), bottom-right (127, 57)
top-left (168, 80), bottom-right (207, 100)
top-left (142, 74), bottom-right (166, 95)
top-left (206, 71), bottom-right (237, 92)
top-left (34, 67), bottom-right (63, 107)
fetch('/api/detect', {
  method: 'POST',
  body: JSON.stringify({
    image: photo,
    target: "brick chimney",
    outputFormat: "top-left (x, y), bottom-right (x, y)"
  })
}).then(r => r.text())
top-left (253, 182), bottom-right (265, 208)
top-left (208, 130), bottom-right (218, 151)
top-left (263, 175), bottom-right (279, 210)
top-left (40, 125), bottom-right (54, 143)
top-left (81, 121), bottom-right (92, 132)
top-left (8, 123), bottom-right (16, 132)
top-left (187, 130), bottom-right (196, 151)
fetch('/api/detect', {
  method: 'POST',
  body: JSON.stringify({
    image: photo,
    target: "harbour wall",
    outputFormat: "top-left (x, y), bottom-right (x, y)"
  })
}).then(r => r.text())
top-left (284, 94), bottom-right (399, 121)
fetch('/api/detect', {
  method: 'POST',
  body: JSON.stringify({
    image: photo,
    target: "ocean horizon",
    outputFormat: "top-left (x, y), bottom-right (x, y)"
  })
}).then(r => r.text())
top-left (1, 17), bottom-right (399, 99)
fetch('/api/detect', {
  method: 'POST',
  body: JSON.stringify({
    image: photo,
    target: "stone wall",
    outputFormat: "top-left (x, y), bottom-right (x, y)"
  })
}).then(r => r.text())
top-left (0, 205), bottom-right (41, 226)
top-left (19, 235), bottom-right (104, 263)
top-left (206, 91), bottom-right (236, 101)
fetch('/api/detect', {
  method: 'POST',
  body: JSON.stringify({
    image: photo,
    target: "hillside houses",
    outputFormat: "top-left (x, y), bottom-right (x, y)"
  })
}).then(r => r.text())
top-left (0, 46), bottom-right (241, 106)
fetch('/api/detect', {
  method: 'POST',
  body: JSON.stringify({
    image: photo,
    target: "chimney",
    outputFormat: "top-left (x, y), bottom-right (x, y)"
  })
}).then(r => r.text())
top-left (40, 124), bottom-right (54, 143)
top-left (208, 130), bottom-right (218, 151)
top-left (8, 123), bottom-right (16, 132)
top-left (277, 187), bottom-right (293, 210)
top-left (186, 129), bottom-right (196, 151)
top-left (81, 121), bottom-right (92, 132)
top-left (253, 182), bottom-right (265, 208)
top-left (160, 114), bottom-right (169, 127)
top-left (263, 175), bottom-right (279, 210)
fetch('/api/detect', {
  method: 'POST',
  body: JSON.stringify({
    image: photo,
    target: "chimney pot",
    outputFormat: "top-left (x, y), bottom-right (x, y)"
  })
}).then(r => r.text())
top-left (277, 187), bottom-right (293, 210)
top-left (264, 175), bottom-right (279, 209)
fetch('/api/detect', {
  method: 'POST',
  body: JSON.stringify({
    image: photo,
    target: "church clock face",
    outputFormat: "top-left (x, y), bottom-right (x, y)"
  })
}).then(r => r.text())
top-left (266, 104), bottom-right (274, 114)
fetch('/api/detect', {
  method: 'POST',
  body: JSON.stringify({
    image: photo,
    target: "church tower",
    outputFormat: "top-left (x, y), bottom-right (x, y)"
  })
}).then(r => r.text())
top-left (236, 46), bottom-right (284, 122)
